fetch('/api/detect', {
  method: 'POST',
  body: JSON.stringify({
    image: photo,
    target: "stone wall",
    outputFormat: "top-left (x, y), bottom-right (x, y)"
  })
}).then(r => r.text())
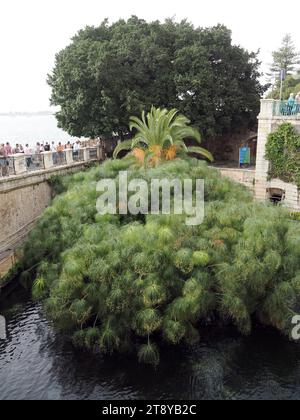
top-left (202, 129), bottom-right (257, 165)
top-left (216, 167), bottom-right (255, 191)
top-left (0, 181), bottom-right (52, 254)
top-left (0, 252), bottom-right (16, 279)
top-left (0, 162), bottom-right (91, 270)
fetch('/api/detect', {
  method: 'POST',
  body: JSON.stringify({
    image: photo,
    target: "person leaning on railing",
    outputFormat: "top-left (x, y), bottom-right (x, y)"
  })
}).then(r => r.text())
top-left (50, 142), bottom-right (58, 165)
top-left (281, 93), bottom-right (300, 116)
top-left (287, 93), bottom-right (296, 115)
top-left (56, 142), bottom-right (65, 165)
top-left (24, 144), bottom-right (33, 168)
top-left (44, 142), bottom-right (50, 152)
top-left (73, 140), bottom-right (80, 160)
top-left (0, 143), bottom-right (8, 177)
top-left (4, 142), bottom-right (12, 156)
top-left (12, 144), bottom-right (21, 154)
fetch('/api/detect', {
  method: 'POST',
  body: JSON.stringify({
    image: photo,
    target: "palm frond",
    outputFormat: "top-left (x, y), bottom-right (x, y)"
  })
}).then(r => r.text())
top-left (187, 146), bottom-right (214, 162)
top-left (131, 135), bottom-right (149, 148)
top-left (116, 106), bottom-right (213, 166)
top-left (113, 140), bottom-right (133, 159)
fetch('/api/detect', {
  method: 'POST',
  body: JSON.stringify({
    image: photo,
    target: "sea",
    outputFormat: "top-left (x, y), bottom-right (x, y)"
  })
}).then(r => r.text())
top-left (0, 114), bottom-right (77, 148)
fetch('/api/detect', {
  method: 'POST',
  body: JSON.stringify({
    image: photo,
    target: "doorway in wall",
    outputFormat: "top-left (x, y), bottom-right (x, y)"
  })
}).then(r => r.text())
top-left (267, 188), bottom-right (285, 205)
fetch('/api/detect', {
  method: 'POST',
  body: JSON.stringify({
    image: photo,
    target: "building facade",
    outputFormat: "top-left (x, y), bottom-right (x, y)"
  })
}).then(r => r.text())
top-left (255, 99), bottom-right (300, 211)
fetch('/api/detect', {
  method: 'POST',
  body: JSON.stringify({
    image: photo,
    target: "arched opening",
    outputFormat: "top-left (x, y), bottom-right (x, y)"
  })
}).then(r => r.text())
top-left (267, 188), bottom-right (285, 205)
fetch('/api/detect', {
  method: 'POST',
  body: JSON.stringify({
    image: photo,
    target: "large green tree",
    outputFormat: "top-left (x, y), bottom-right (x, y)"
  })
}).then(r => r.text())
top-left (48, 17), bottom-right (265, 139)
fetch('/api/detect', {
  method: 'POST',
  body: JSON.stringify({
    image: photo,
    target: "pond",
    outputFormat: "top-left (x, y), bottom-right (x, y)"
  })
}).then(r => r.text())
top-left (0, 288), bottom-right (300, 400)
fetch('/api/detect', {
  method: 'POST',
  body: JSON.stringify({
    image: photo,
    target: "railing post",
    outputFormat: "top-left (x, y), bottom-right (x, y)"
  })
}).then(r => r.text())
top-left (42, 151), bottom-right (54, 169)
top-left (97, 145), bottom-right (104, 161)
top-left (65, 149), bottom-right (73, 165)
top-left (83, 148), bottom-right (90, 161)
top-left (258, 99), bottom-right (275, 119)
top-left (12, 154), bottom-right (27, 175)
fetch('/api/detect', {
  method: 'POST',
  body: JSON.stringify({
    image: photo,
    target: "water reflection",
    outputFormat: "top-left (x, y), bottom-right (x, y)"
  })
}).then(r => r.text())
top-left (0, 292), bottom-right (300, 400)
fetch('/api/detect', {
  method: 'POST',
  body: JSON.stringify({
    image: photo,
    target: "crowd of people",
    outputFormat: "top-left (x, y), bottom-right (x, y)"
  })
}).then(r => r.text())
top-left (0, 140), bottom-right (85, 177)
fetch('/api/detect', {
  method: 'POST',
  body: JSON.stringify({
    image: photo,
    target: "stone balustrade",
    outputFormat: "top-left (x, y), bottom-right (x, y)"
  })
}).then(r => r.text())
top-left (2, 146), bottom-right (103, 178)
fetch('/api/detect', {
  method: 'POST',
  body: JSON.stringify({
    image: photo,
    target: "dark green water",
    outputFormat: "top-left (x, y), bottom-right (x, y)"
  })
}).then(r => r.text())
top-left (1, 289), bottom-right (300, 400)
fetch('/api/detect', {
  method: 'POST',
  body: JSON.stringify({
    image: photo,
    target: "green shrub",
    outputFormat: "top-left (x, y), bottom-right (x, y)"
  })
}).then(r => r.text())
top-left (192, 251), bottom-right (211, 267)
top-left (290, 212), bottom-right (300, 221)
top-left (265, 123), bottom-right (300, 187)
top-left (14, 158), bottom-right (300, 365)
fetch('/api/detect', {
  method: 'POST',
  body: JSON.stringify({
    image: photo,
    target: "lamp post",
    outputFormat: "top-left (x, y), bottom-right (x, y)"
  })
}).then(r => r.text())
top-left (280, 69), bottom-right (286, 102)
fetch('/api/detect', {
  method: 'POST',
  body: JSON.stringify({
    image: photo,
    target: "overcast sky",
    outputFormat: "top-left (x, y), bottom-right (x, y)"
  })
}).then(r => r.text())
top-left (0, 0), bottom-right (299, 112)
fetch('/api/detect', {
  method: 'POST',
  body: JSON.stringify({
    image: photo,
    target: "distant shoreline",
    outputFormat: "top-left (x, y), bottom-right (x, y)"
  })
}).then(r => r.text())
top-left (0, 111), bottom-right (54, 117)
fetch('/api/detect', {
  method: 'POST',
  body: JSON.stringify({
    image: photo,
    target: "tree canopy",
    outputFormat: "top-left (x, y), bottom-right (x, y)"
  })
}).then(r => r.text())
top-left (48, 17), bottom-right (265, 140)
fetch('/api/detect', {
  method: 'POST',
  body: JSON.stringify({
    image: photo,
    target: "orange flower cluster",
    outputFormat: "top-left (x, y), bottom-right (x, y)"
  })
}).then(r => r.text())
top-left (132, 145), bottom-right (178, 167)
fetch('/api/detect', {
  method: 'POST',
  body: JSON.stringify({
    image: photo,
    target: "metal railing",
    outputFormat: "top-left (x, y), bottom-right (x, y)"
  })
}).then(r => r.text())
top-left (273, 101), bottom-right (300, 117)
top-left (88, 147), bottom-right (98, 160)
top-left (73, 149), bottom-right (84, 162)
top-left (0, 157), bottom-right (14, 177)
top-left (25, 154), bottom-right (45, 171)
top-left (7, 157), bottom-right (16, 176)
top-left (52, 151), bottom-right (67, 167)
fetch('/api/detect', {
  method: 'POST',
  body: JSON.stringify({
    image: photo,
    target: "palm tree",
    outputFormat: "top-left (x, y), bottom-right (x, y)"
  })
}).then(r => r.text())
top-left (113, 106), bottom-right (213, 166)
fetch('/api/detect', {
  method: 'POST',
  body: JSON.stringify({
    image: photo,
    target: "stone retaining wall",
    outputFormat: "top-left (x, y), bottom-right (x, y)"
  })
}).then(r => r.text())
top-left (217, 167), bottom-right (255, 191)
top-left (0, 162), bottom-right (94, 277)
